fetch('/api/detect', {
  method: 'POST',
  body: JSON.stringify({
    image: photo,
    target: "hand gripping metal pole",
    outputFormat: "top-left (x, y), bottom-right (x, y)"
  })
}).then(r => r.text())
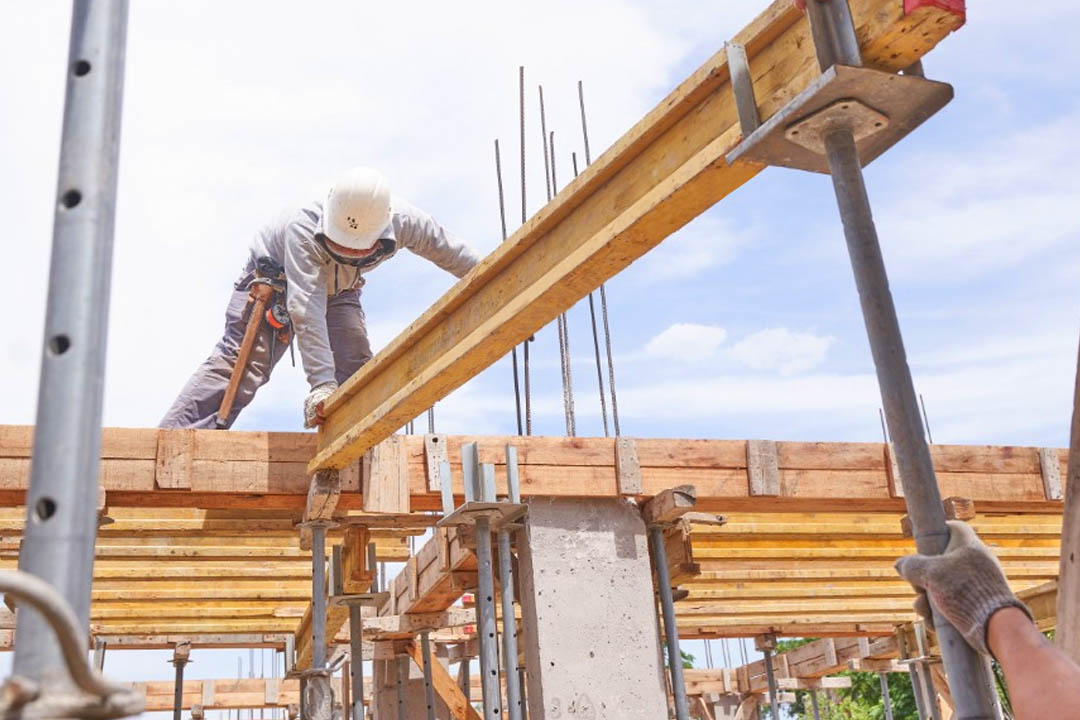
top-left (824, 127), bottom-right (998, 718)
top-left (15, 0), bottom-right (129, 693)
top-left (649, 527), bottom-right (689, 720)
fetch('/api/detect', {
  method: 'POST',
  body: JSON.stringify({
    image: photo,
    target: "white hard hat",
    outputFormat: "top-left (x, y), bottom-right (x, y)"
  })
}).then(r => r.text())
top-left (321, 167), bottom-right (391, 252)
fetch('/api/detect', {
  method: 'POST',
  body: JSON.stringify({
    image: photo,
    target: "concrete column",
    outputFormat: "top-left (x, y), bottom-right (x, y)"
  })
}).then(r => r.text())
top-left (517, 498), bottom-right (669, 719)
top-left (372, 655), bottom-right (452, 720)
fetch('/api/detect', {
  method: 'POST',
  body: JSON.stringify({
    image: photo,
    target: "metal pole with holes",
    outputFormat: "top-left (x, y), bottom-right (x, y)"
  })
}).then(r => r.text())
top-left (498, 447), bottom-right (524, 720)
top-left (475, 517), bottom-right (502, 720)
top-left (15, 0), bottom-right (129, 685)
top-left (649, 527), bottom-right (689, 720)
top-left (171, 643), bottom-right (192, 720)
top-left (879, 672), bottom-right (895, 720)
top-left (395, 656), bottom-right (408, 720)
top-left (759, 637), bottom-right (781, 720)
top-left (420, 631), bottom-right (437, 720)
top-left (348, 603), bottom-right (365, 720)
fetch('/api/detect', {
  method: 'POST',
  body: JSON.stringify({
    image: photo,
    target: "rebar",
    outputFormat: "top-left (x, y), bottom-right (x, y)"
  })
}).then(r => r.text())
top-left (495, 138), bottom-right (524, 435)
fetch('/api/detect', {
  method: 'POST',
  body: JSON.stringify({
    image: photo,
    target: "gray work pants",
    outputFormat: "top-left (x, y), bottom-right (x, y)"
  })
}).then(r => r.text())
top-left (160, 264), bottom-right (373, 429)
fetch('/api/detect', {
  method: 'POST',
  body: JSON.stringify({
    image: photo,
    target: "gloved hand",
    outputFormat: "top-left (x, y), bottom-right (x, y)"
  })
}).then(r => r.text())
top-left (303, 381), bottom-right (339, 428)
top-left (894, 520), bottom-right (1033, 656)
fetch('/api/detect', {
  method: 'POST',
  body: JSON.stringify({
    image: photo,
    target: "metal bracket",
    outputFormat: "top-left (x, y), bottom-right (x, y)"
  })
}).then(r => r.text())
top-left (437, 502), bottom-right (527, 530)
top-left (725, 41), bottom-right (760, 139)
top-left (329, 591), bottom-right (390, 608)
top-left (726, 65), bottom-right (953, 174)
top-left (784, 98), bottom-right (888, 154)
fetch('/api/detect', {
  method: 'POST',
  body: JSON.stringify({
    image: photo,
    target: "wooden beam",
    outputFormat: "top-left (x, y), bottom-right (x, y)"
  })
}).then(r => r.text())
top-left (307, 0), bottom-right (966, 472)
top-left (0, 427), bottom-right (1066, 513)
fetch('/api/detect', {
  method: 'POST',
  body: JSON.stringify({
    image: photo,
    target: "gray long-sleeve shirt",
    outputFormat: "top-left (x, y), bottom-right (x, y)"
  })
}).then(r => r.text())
top-left (249, 196), bottom-right (480, 388)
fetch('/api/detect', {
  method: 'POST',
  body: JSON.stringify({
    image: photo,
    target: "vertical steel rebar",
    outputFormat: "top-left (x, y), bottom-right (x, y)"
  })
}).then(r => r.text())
top-left (519, 67), bottom-right (532, 437)
top-left (475, 517), bottom-right (502, 720)
top-left (15, 0), bottom-right (129, 685)
top-left (824, 126), bottom-right (999, 718)
top-left (576, 80), bottom-right (620, 436)
top-left (498, 529), bottom-right (523, 720)
top-left (495, 138), bottom-right (524, 435)
top-left (420, 631), bottom-right (437, 720)
top-left (649, 526), bottom-right (688, 720)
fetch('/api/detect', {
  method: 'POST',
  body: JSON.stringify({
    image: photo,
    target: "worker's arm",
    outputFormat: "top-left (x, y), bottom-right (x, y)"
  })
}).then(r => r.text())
top-left (988, 607), bottom-right (1080, 719)
top-left (280, 215), bottom-right (339, 424)
top-left (895, 521), bottom-right (1080, 719)
top-left (393, 197), bottom-right (481, 278)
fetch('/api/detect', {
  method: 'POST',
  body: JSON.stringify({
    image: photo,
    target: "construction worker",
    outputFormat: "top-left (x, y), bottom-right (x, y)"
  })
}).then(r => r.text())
top-left (895, 521), bottom-right (1080, 717)
top-left (160, 167), bottom-right (480, 429)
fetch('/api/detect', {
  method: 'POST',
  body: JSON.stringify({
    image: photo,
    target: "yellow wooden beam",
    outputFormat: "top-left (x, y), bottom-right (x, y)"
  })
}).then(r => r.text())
top-left (308, 0), bottom-right (965, 471)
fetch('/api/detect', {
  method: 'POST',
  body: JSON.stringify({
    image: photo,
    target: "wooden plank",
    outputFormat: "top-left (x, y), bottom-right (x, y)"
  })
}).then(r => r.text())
top-left (362, 436), bottom-right (409, 513)
top-left (407, 640), bottom-right (484, 720)
top-left (746, 440), bottom-right (779, 497)
top-left (642, 485), bottom-right (697, 526)
top-left (308, 0), bottom-right (966, 472)
top-left (424, 434), bottom-right (449, 493)
top-left (156, 429), bottom-right (194, 490)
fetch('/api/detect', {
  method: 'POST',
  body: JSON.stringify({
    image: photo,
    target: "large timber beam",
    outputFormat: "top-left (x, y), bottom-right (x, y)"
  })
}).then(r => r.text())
top-left (309, 0), bottom-right (967, 471)
top-left (0, 427), bottom-right (1066, 513)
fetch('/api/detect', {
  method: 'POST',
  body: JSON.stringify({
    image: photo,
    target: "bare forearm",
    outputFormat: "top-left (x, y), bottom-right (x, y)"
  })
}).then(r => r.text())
top-left (989, 607), bottom-right (1080, 719)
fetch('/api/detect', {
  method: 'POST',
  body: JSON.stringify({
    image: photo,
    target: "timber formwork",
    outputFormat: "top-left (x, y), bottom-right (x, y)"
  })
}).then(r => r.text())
top-left (0, 427), bottom-right (1066, 648)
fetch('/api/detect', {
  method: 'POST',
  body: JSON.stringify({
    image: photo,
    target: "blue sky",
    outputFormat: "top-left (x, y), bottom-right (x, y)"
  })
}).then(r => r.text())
top-left (2, 0), bottom-right (1079, 713)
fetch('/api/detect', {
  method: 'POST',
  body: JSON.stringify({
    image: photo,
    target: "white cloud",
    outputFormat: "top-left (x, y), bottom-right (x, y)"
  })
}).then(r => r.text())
top-left (636, 214), bottom-right (746, 282)
top-left (728, 328), bottom-right (833, 375)
top-left (878, 108), bottom-right (1080, 282)
top-left (645, 323), bottom-right (727, 362)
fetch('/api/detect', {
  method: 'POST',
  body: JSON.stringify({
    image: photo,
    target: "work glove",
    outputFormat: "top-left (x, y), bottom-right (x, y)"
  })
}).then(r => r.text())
top-left (894, 520), bottom-right (1033, 656)
top-left (303, 381), bottom-right (339, 428)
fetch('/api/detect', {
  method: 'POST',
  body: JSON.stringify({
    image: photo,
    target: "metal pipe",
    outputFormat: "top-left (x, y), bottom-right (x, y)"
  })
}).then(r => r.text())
top-left (824, 126), bottom-right (999, 718)
top-left (15, 0), bottom-right (129, 685)
top-left (395, 656), bottom-right (408, 720)
top-left (498, 529), bottom-right (524, 720)
top-left (172, 657), bottom-right (188, 720)
top-left (810, 690), bottom-right (821, 720)
top-left (649, 526), bottom-right (689, 720)
top-left (94, 637), bottom-right (106, 672)
top-left (908, 663), bottom-right (929, 720)
top-left (349, 604), bottom-right (365, 720)
top-left (312, 524), bottom-right (328, 670)
top-left (518, 667), bottom-right (527, 720)
top-left (474, 517), bottom-right (502, 720)
top-left (879, 672), bottom-right (894, 720)
top-left (762, 648), bottom-right (781, 719)
top-left (420, 631), bottom-right (437, 720)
